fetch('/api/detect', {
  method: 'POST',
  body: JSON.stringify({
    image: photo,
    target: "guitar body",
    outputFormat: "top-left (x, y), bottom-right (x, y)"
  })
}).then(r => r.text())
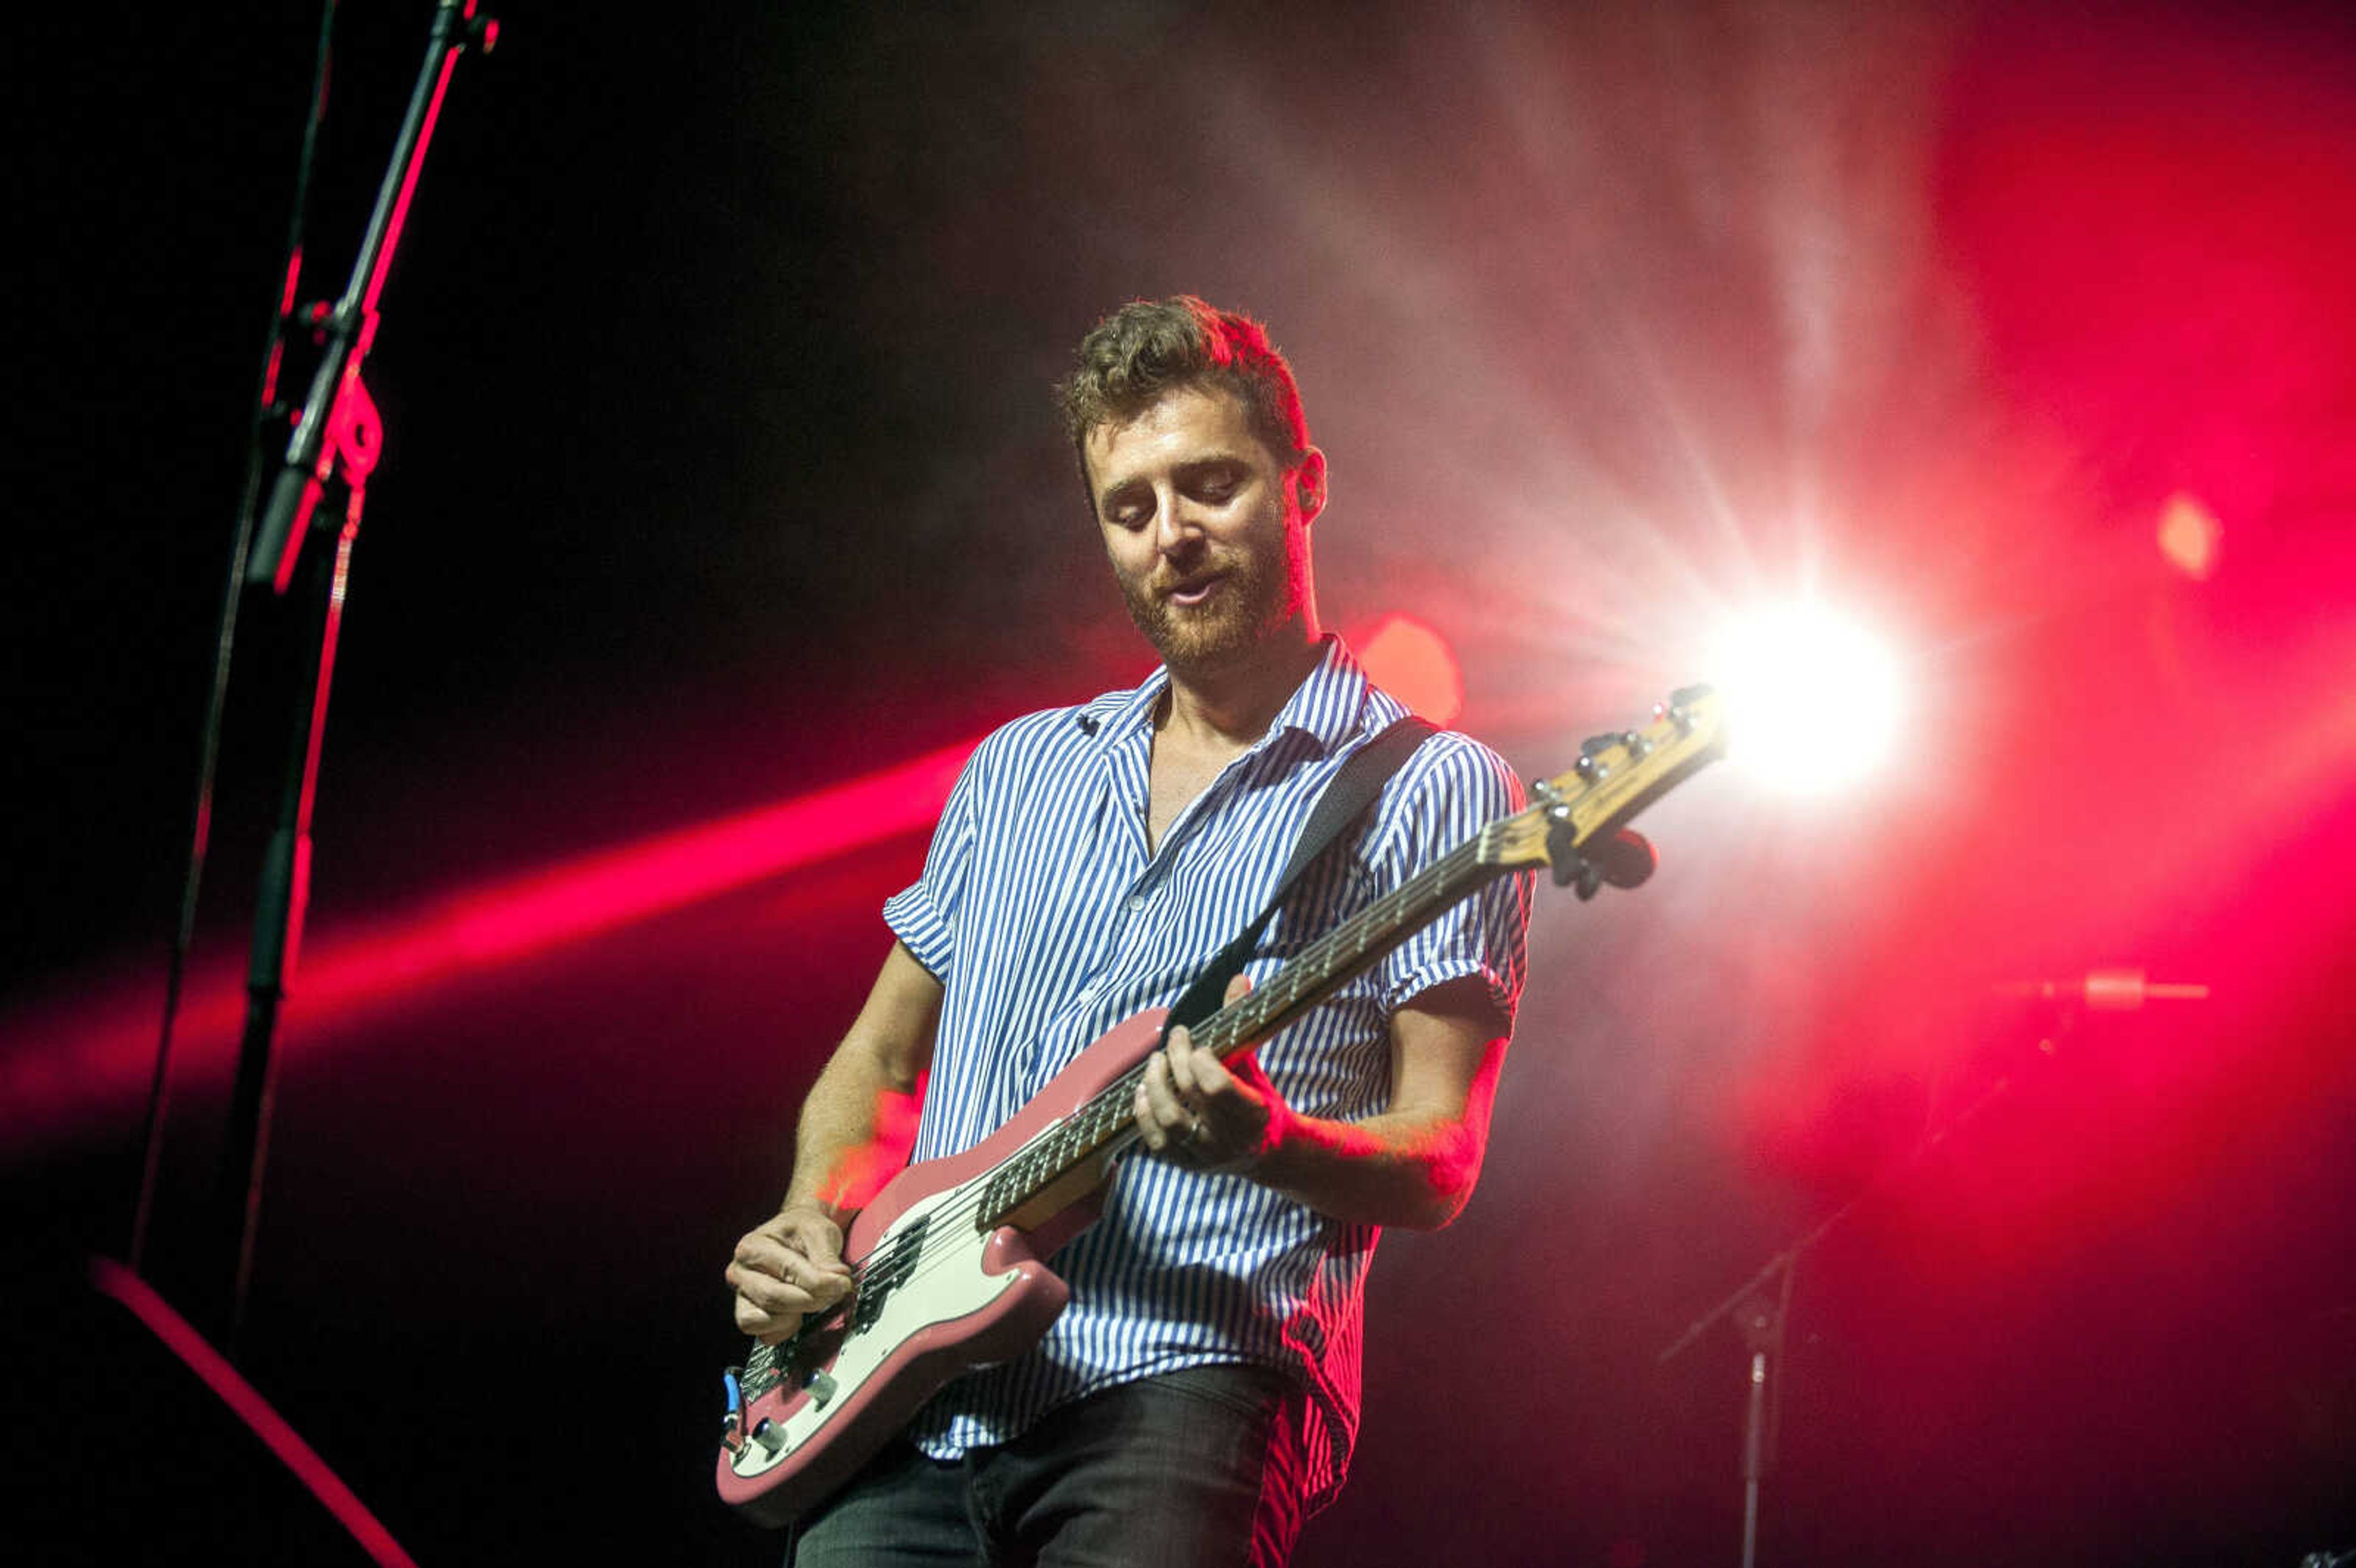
top-left (715, 1008), bottom-right (1171, 1527)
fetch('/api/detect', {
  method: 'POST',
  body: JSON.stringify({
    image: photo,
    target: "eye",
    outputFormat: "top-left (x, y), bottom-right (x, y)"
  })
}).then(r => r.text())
top-left (1191, 465), bottom-right (1241, 502)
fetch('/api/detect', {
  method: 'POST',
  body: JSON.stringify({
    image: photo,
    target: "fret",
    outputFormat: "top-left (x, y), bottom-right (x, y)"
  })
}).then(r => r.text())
top-left (979, 842), bottom-right (1509, 1229)
top-left (723, 688), bottom-right (1726, 1526)
top-left (972, 686), bottom-right (1726, 1233)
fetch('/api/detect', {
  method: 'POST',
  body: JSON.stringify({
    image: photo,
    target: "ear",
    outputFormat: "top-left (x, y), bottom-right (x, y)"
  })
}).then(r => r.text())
top-left (1292, 447), bottom-right (1328, 526)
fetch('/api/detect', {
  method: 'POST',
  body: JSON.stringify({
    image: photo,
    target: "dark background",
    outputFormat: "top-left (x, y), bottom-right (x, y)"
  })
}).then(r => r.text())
top-left (7, 2), bottom-right (2354, 1563)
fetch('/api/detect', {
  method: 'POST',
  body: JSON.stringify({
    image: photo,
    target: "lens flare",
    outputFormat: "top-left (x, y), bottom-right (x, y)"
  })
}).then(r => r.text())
top-left (1707, 605), bottom-right (1906, 791)
top-left (1357, 612), bottom-right (1465, 726)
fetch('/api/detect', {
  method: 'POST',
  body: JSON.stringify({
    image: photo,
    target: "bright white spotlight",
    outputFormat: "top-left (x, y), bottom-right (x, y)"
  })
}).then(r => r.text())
top-left (1707, 605), bottom-right (1906, 791)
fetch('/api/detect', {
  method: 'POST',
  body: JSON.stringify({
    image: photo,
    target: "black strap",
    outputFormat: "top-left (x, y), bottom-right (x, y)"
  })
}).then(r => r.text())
top-left (1161, 715), bottom-right (1437, 1039)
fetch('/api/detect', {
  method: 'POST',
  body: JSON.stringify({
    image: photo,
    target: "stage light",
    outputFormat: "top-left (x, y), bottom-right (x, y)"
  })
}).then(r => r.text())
top-left (2157, 492), bottom-right (2222, 581)
top-left (1357, 612), bottom-right (1465, 726)
top-left (1707, 604), bottom-right (1906, 791)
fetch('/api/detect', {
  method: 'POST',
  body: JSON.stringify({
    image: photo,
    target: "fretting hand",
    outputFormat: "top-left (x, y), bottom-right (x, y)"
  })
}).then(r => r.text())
top-left (1134, 974), bottom-right (1293, 1174)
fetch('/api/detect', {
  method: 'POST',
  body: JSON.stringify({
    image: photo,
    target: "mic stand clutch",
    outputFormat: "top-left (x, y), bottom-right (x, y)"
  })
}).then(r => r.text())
top-left (248, 0), bottom-right (498, 596)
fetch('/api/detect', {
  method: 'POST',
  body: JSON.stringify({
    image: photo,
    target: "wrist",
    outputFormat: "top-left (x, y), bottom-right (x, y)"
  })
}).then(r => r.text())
top-left (781, 1193), bottom-right (852, 1227)
top-left (1244, 1097), bottom-right (1300, 1179)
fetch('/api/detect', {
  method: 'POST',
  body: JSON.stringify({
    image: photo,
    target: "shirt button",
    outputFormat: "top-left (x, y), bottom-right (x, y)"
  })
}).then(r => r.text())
top-left (1125, 895), bottom-right (1145, 913)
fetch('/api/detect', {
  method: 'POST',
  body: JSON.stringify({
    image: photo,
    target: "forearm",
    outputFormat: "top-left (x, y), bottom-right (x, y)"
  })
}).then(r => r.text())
top-left (733, 1053), bottom-right (907, 1343)
top-left (1252, 1104), bottom-right (1486, 1231)
top-left (1143, 977), bottom-right (1510, 1231)
top-left (783, 1045), bottom-right (922, 1220)
top-left (733, 942), bottom-right (937, 1341)
top-left (777, 940), bottom-right (940, 1220)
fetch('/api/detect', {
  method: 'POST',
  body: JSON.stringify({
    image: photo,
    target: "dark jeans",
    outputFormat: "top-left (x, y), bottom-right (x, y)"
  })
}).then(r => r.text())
top-left (787, 1364), bottom-right (1309, 1568)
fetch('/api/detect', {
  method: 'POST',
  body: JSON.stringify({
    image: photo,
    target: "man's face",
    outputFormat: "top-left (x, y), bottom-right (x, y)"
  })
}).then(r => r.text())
top-left (1083, 383), bottom-right (1320, 675)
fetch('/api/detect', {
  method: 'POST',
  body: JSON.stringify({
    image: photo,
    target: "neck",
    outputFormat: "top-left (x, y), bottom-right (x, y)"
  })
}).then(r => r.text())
top-left (1159, 616), bottom-right (1325, 749)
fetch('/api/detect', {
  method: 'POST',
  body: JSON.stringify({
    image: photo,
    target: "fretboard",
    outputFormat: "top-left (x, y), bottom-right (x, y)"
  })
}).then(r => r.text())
top-left (976, 836), bottom-right (1509, 1230)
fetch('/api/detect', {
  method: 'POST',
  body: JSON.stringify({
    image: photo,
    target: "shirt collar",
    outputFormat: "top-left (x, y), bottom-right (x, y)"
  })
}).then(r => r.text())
top-left (1074, 634), bottom-right (1372, 759)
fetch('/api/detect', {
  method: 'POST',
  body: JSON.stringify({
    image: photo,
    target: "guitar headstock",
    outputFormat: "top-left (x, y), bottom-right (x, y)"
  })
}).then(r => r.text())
top-left (1479, 685), bottom-right (1728, 880)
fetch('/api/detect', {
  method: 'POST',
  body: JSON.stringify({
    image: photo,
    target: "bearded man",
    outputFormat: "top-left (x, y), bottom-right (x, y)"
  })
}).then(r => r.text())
top-left (726, 296), bottom-right (1532, 1566)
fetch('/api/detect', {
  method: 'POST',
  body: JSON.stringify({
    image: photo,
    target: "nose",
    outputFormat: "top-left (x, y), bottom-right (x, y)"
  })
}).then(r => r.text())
top-left (1152, 487), bottom-right (1206, 558)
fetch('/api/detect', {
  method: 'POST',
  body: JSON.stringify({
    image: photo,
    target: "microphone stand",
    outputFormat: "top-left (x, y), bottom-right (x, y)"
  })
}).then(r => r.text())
top-left (209, 0), bottom-right (496, 1356)
top-left (1733, 1264), bottom-right (1794, 1568)
top-left (1655, 1008), bottom-right (2081, 1566)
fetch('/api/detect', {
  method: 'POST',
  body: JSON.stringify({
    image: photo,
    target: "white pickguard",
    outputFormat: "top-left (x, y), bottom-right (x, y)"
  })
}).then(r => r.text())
top-left (725, 1174), bottom-right (1016, 1480)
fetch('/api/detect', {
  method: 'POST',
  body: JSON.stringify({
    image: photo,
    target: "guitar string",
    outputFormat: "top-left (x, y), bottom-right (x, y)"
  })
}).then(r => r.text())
top-left (758, 840), bottom-right (1502, 1367)
top-left (833, 736), bottom-right (1702, 1310)
top-left (812, 725), bottom-right (1697, 1310)
top-left (745, 722), bottom-right (1716, 1402)
top-left (753, 838), bottom-right (1501, 1377)
top-left (844, 840), bottom-right (1482, 1280)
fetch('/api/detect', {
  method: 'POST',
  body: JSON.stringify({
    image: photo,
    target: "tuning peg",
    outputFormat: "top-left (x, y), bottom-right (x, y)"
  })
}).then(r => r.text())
top-left (1661, 684), bottom-right (1715, 734)
top-left (1545, 817), bottom-right (1605, 898)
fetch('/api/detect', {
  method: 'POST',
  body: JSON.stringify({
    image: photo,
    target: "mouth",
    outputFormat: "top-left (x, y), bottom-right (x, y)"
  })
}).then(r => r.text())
top-left (1163, 571), bottom-right (1226, 609)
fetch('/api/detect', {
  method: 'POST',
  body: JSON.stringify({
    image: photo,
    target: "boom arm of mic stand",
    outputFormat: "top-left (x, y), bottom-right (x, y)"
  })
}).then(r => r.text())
top-left (1657, 1051), bottom-right (2035, 1369)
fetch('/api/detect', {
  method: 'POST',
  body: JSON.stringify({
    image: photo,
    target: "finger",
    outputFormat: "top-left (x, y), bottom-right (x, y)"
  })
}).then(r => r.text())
top-left (765, 1212), bottom-right (852, 1272)
top-left (732, 1286), bottom-right (810, 1343)
top-left (1165, 1023), bottom-right (1230, 1105)
top-left (1131, 1078), bottom-right (1168, 1152)
top-left (730, 1262), bottom-right (806, 1328)
top-left (733, 1241), bottom-right (854, 1307)
top-left (1134, 1053), bottom-right (1190, 1151)
top-left (726, 1262), bottom-right (832, 1323)
top-left (779, 1248), bottom-right (855, 1299)
top-left (732, 1253), bottom-right (849, 1311)
top-left (733, 1232), bottom-right (825, 1283)
top-left (1223, 972), bottom-right (1254, 1002)
top-left (1179, 1047), bottom-right (1238, 1103)
top-left (731, 1234), bottom-right (798, 1283)
top-left (783, 1236), bottom-right (853, 1277)
top-left (1147, 1049), bottom-right (1195, 1128)
top-left (734, 1294), bottom-right (791, 1338)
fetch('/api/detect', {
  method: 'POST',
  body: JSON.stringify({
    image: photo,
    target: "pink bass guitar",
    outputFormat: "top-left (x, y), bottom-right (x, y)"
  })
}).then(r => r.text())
top-left (715, 688), bottom-right (1727, 1525)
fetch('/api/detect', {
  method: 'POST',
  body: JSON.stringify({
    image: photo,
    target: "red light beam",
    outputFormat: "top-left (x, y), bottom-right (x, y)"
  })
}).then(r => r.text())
top-left (1, 740), bottom-right (977, 1151)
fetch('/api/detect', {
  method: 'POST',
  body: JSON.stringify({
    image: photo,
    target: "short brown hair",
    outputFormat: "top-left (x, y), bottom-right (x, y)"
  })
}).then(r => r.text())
top-left (1057, 296), bottom-right (1311, 488)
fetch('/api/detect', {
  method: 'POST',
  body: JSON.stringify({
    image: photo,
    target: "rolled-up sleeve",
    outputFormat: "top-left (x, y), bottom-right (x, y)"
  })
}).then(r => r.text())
top-left (882, 743), bottom-right (985, 983)
top-left (1368, 734), bottom-right (1532, 1029)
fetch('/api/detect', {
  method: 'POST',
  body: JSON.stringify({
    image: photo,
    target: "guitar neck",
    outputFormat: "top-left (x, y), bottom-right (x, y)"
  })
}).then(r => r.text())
top-left (977, 838), bottom-right (1509, 1231)
top-left (1186, 839), bottom-right (1501, 1064)
top-left (972, 683), bottom-right (1727, 1236)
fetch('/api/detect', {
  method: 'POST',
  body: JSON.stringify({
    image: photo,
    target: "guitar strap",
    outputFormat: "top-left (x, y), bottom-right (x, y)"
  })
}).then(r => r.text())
top-left (1160, 714), bottom-right (1438, 1042)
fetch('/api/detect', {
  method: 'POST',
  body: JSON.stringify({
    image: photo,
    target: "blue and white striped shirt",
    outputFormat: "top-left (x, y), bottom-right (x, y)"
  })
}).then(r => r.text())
top-left (882, 637), bottom-right (1531, 1510)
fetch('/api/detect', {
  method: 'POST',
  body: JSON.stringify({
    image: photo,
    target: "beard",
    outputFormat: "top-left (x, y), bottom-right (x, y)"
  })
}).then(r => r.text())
top-left (1117, 532), bottom-right (1309, 674)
